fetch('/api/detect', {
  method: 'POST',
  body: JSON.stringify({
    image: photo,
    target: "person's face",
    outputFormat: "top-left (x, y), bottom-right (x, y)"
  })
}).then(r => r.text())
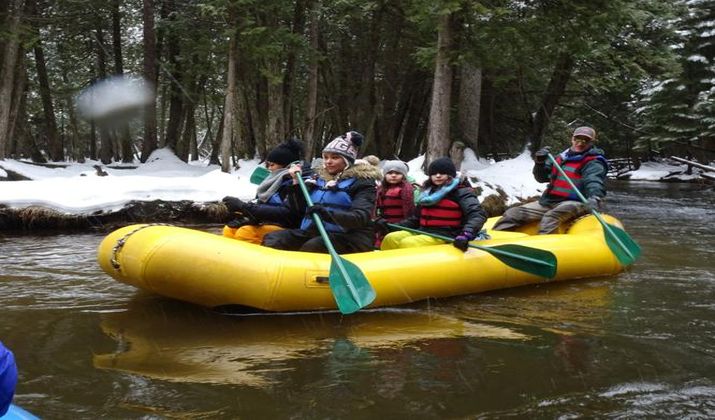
top-left (430, 173), bottom-right (449, 186)
top-left (266, 161), bottom-right (285, 172)
top-left (571, 136), bottom-right (592, 153)
top-left (384, 171), bottom-right (404, 185)
top-left (323, 153), bottom-right (347, 175)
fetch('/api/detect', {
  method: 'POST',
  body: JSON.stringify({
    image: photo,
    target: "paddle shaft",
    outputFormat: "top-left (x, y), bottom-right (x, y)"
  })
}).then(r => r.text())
top-left (546, 153), bottom-right (636, 260)
top-left (387, 223), bottom-right (555, 269)
top-left (294, 171), bottom-right (362, 301)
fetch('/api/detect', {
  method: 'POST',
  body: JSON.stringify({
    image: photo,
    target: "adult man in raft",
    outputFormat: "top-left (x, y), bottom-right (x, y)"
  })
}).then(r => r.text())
top-left (493, 126), bottom-right (608, 234)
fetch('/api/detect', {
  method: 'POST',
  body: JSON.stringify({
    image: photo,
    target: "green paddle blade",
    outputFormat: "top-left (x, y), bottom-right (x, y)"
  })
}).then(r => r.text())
top-left (471, 243), bottom-right (558, 279)
top-left (601, 221), bottom-right (642, 266)
top-left (329, 256), bottom-right (376, 314)
top-left (249, 166), bottom-right (270, 185)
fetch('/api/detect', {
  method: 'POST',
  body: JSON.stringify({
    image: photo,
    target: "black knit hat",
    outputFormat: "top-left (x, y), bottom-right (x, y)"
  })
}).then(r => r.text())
top-left (266, 137), bottom-right (304, 166)
top-left (428, 157), bottom-right (457, 177)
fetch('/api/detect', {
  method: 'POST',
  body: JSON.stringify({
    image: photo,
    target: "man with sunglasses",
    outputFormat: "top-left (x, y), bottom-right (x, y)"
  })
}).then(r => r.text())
top-left (493, 126), bottom-right (608, 235)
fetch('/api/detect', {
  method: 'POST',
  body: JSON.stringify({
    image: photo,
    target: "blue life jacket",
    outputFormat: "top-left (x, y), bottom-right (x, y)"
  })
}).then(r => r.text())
top-left (265, 179), bottom-right (293, 206)
top-left (1, 341), bottom-right (18, 417)
top-left (300, 178), bottom-right (356, 232)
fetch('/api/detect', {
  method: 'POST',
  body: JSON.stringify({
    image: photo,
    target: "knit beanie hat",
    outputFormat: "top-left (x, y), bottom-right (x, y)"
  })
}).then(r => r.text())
top-left (382, 160), bottom-right (409, 178)
top-left (266, 137), bottom-right (304, 166)
top-left (428, 157), bottom-right (457, 177)
top-left (322, 131), bottom-right (364, 166)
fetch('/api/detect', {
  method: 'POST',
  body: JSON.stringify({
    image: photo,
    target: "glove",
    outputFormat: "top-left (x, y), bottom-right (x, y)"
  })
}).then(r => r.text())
top-left (373, 218), bottom-right (392, 235)
top-left (226, 217), bottom-right (257, 229)
top-left (222, 196), bottom-right (247, 213)
top-left (452, 231), bottom-right (476, 252)
top-left (585, 196), bottom-right (601, 211)
top-left (306, 204), bottom-right (336, 224)
top-left (534, 146), bottom-right (551, 163)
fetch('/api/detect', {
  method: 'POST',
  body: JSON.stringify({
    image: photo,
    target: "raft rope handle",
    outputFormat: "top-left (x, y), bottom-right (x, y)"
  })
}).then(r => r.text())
top-left (110, 223), bottom-right (171, 271)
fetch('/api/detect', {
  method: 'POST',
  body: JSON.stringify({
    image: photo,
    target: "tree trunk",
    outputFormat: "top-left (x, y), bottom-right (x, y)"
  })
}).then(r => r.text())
top-left (528, 52), bottom-right (575, 152)
top-left (163, 0), bottom-right (184, 155)
top-left (95, 25), bottom-right (114, 164)
top-left (34, 37), bottom-right (64, 161)
top-left (283, 0), bottom-right (306, 137)
top-left (220, 7), bottom-right (241, 173)
top-left (111, 0), bottom-right (134, 162)
top-left (457, 64), bottom-right (482, 154)
top-left (302, 0), bottom-right (320, 160)
top-left (7, 57), bottom-right (27, 159)
top-left (140, 0), bottom-right (158, 162)
top-left (0, 0), bottom-right (25, 159)
top-left (424, 12), bottom-right (453, 169)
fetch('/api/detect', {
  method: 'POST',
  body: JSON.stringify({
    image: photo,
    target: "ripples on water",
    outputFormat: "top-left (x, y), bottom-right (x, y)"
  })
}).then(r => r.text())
top-left (2, 184), bottom-right (715, 418)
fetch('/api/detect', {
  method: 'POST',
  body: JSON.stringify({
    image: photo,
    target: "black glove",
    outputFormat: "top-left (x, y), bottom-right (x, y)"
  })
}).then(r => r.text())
top-left (222, 196), bottom-right (247, 213)
top-left (534, 146), bottom-right (551, 163)
top-left (452, 231), bottom-right (476, 252)
top-left (373, 218), bottom-right (392, 235)
top-left (226, 216), bottom-right (257, 229)
top-left (306, 204), bottom-right (337, 224)
top-left (585, 196), bottom-right (601, 212)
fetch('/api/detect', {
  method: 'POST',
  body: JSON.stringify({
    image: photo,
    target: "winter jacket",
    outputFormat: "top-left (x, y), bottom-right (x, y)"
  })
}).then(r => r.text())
top-left (395, 178), bottom-right (487, 238)
top-left (374, 180), bottom-right (416, 223)
top-left (284, 162), bottom-right (382, 245)
top-left (534, 146), bottom-right (608, 206)
top-left (242, 165), bottom-right (314, 228)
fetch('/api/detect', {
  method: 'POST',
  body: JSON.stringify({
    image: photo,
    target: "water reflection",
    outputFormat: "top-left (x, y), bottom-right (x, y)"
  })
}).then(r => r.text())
top-left (94, 298), bottom-right (528, 387)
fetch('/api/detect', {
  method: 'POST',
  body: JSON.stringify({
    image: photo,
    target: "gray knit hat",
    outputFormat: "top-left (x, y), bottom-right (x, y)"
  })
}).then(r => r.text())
top-left (381, 160), bottom-right (409, 178)
top-left (322, 131), bottom-right (364, 165)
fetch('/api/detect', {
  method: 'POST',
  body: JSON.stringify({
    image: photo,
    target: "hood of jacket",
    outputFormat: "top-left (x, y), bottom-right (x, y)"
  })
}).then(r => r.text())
top-left (317, 162), bottom-right (382, 182)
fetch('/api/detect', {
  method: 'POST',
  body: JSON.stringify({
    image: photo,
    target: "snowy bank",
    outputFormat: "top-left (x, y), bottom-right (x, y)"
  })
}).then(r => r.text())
top-left (0, 148), bottom-right (543, 216)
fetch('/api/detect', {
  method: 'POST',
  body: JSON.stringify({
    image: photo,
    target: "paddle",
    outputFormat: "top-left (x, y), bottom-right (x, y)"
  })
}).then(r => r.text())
top-left (387, 223), bottom-right (558, 279)
top-left (294, 170), bottom-right (376, 314)
top-left (547, 152), bottom-right (641, 266)
top-left (249, 165), bottom-right (271, 185)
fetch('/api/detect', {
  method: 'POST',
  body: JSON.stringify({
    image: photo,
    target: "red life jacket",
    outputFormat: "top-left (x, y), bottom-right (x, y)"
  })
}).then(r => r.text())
top-left (545, 154), bottom-right (601, 199)
top-left (377, 186), bottom-right (406, 223)
top-left (419, 196), bottom-right (463, 227)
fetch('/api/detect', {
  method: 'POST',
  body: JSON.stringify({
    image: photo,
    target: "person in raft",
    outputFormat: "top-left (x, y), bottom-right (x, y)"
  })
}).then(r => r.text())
top-left (373, 160), bottom-right (416, 247)
top-left (376, 157), bottom-right (487, 252)
top-left (262, 131), bottom-right (382, 253)
top-left (222, 137), bottom-right (311, 244)
top-left (1, 340), bottom-right (17, 417)
top-left (492, 126), bottom-right (608, 235)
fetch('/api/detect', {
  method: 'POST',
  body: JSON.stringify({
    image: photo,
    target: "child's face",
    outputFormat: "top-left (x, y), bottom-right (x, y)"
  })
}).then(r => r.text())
top-left (384, 171), bottom-right (404, 185)
top-left (322, 153), bottom-right (347, 175)
top-left (430, 173), bottom-right (449, 186)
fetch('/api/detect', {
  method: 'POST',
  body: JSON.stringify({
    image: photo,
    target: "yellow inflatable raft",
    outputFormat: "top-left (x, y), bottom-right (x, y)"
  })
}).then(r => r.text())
top-left (97, 215), bottom-right (628, 312)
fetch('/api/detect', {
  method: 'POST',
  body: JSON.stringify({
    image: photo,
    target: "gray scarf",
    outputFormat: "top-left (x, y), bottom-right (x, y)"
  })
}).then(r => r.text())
top-left (255, 168), bottom-right (290, 203)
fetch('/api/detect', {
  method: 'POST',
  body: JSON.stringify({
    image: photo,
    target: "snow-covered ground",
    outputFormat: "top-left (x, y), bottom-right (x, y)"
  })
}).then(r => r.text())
top-left (0, 148), bottom-right (708, 215)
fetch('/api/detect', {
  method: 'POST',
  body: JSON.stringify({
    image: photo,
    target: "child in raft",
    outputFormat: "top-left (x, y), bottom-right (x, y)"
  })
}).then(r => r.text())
top-left (373, 160), bottom-right (416, 247)
top-left (375, 157), bottom-right (487, 251)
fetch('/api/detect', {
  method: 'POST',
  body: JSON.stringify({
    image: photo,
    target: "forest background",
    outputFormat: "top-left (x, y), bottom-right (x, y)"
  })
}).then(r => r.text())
top-left (1, 0), bottom-right (714, 171)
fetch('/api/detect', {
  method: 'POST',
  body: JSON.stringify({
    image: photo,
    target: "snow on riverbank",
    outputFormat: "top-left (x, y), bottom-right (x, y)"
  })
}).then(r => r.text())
top-left (1, 148), bottom-right (708, 216)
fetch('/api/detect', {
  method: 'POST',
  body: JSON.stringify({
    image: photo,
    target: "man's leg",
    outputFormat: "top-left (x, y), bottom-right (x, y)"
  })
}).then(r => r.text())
top-left (539, 201), bottom-right (587, 234)
top-left (492, 201), bottom-right (552, 231)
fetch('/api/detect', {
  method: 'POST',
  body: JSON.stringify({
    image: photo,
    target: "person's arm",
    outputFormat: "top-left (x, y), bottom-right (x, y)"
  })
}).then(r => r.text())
top-left (581, 160), bottom-right (607, 199)
top-left (458, 188), bottom-right (488, 233)
top-left (533, 159), bottom-right (552, 183)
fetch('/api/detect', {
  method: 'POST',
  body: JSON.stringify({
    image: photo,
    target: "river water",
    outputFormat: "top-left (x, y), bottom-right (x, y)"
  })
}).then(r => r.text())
top-left (1, 181), bottom-right (714, 419)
